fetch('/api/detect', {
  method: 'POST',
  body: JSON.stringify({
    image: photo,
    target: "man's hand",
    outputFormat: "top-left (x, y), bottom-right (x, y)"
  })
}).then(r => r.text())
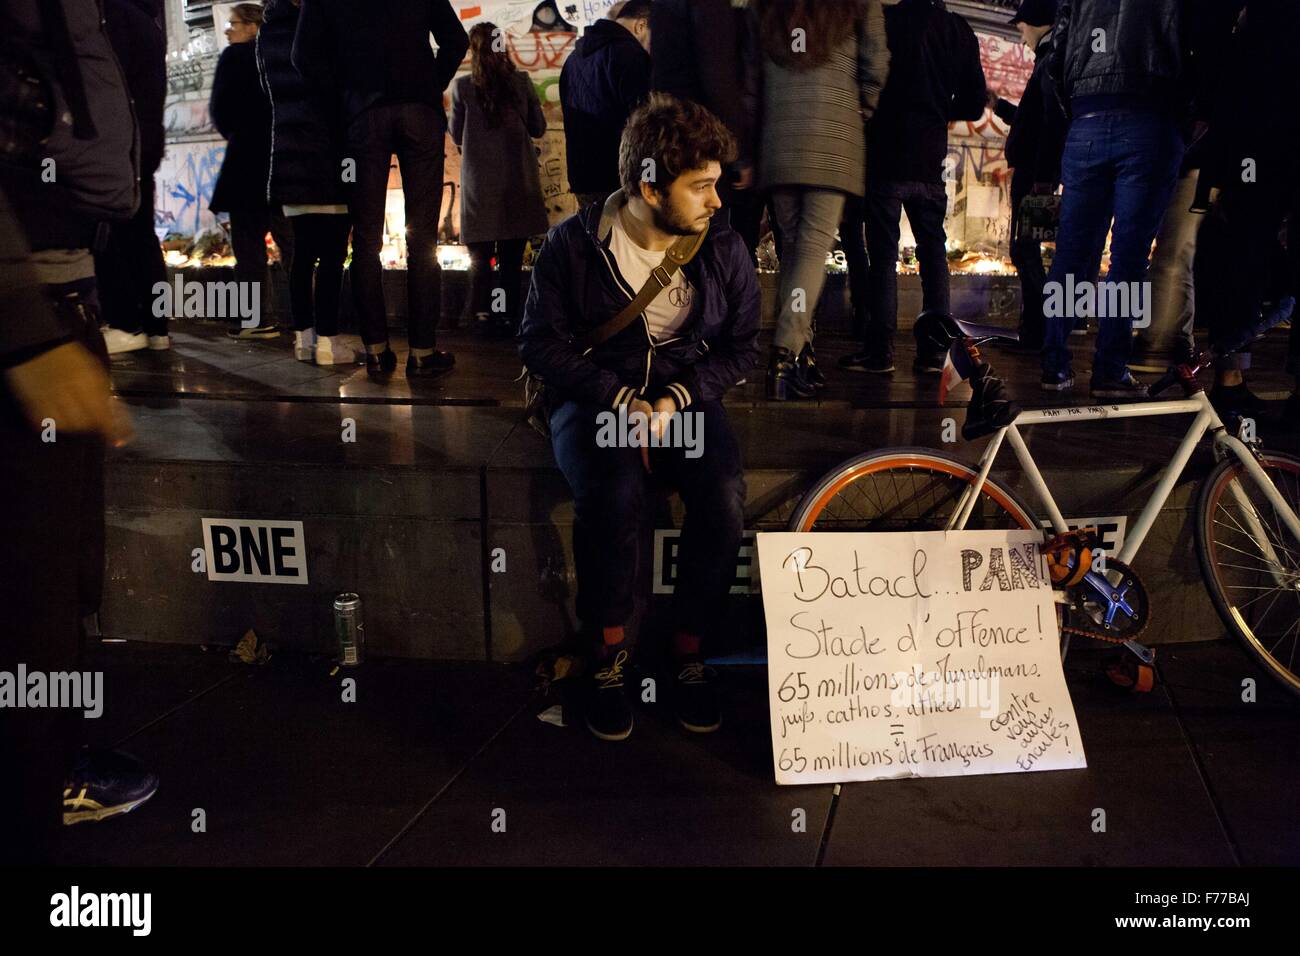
top-left (628, 397), bottom-right (654, 471)
top-left (3, 342), bottom-right (133, 446)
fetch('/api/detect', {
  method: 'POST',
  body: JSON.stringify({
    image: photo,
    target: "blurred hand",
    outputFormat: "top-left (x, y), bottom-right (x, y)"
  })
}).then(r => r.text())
top-left (1031, 182), bottom-right (1057, 196)
top-left (628, 397), bottom-right (654, 471)
top-left (986, 88), bottom-right (1000, 110)
top-left (3, 342), bottom-right (132, 446)
top-left (650, 395), bottom-right (677, 442)
top-left (733, 164), bottom-right (754, 191)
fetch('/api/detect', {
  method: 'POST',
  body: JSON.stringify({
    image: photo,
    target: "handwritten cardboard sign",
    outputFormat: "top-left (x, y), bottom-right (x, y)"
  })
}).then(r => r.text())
top-left (756, 530), bottom-right (1086, 785)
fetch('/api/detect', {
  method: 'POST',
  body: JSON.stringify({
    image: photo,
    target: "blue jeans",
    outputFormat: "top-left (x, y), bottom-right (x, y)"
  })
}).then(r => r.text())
top-left (1043, 109), bottom-right (1184, 381)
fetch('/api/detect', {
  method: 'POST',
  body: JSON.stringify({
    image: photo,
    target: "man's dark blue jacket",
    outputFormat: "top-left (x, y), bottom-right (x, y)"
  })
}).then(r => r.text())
top-left (518, 192), bottom-right (760, 412)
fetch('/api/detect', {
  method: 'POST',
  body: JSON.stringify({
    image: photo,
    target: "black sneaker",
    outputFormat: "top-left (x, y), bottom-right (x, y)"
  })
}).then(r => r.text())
top-left (406, 350), bottom-right (456, 379)
top-left (674, 658), bottom-right (721, 734)
top-left (586, 648), bottom-right (633, 741)
top-left (1209, 382), bottom-right (1267, 421)
top-left (1040, 368), bottom-right (1075, 391)
top-left (913, 354), bottom-right (946, 375)
top-left (837, 350), bottom-right (894, 374)
top-left (1090, 370), bottom-right (1146, 400)
top-left (63, 748), bottom-right (159, 825)
top-left (366, 347), bottom-right (398, 377)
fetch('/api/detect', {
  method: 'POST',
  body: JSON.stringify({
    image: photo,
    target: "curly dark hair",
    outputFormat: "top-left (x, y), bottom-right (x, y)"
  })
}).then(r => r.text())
top-left (618, 93), bottom-right (737, 198)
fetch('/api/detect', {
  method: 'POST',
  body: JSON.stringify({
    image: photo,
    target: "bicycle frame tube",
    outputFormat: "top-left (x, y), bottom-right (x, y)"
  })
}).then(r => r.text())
top-left (946, 395), bottom-right (1232, 565)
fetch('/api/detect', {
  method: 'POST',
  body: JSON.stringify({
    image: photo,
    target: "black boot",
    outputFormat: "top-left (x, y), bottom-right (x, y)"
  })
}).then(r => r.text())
top-left (767, 346), bottom-right (816, 401)
top-left (797, 343), bottom-right (827, 391)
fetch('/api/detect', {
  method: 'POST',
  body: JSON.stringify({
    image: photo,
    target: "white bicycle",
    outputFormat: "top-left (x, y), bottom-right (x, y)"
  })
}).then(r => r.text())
top-left (789, 300), bottom-right (1300, 697)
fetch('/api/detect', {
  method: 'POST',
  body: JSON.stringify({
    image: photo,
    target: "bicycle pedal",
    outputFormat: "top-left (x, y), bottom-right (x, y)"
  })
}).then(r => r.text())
top-left (1104, 652), bottom-right (1156, 693)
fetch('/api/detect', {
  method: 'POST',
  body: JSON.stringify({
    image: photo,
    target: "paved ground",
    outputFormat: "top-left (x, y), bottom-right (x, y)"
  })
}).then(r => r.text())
top-left (60, 638), bottom-right (1299, 867)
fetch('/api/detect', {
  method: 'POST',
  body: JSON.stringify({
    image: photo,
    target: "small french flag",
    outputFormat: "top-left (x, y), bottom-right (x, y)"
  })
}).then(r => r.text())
top-left (938, 340), bottom-right (979, 405)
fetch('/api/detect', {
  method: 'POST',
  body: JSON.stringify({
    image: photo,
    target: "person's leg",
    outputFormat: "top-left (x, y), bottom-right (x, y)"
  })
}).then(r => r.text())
top-left (902, 181), bottom-right (951, 318)
top-left (393, 103), bottom-right (447, 353)
top-left (134, 176), bottom-right (169, 339)
top-left (289, 214), bottom-right (321, 333)
top-left (1095, 110), bottom-right (1184, 383)
top-left (720, 175), bottom-right (762, 260)
top-left (653, 401), bottom-right (746, 650)
top-left (1043, 112), bottom-right (1117, 380)
top-left (465, 240), bottom-right (494, 321)
top-left (772, 188), bottom-right (845, 355)
top-left (1139, 170), bottom-right (1200, 360)
top-left (863, 181), bottom-right (903, 363)
top-left (313, 213), bottom-right (351, 339)
top-left (840, 194), bottom-right (869, 339)
top-left (497, 238), bottom-right (527, 327)
top-left (346, 106), bottom-right (394, 350)
top-left (549, 400), bottom-right (647, 637)
top-left (1008, 177), bottom-right (1045, 348)
top-left (229, 206), bottom-right (271, 296)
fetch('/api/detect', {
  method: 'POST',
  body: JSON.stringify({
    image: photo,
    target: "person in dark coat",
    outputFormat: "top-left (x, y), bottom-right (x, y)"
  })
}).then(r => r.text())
top-left (94, 0), bottom-right (170, 355)
top-left (840, 0), bottom-right (987, 376)
top-left (293, 0), bottom-right (468, 380)
top-left (990, 0), bottom-right (1064, 353)
top-left (651, 0), bottom-right (761, 256)
top-left (210, 3), bottom-right (288, 339)
top-left (257, 0), bottom-right (351, 364)
top-left (559, 0), bottom-right (652, 207)
top-left (450, 21), bottom-right (548, 337)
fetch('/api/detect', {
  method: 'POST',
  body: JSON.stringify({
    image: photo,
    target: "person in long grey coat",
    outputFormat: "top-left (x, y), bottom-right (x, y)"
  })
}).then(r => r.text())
top-left (451, 22), bottom-right (549, 336)
top-left (748, 0), bottom-right (889, 400)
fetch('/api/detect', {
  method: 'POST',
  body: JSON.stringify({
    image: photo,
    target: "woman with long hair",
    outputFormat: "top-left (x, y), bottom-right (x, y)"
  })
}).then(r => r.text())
top-left (450, 22), bottom-right (549, 336)
top-left (749, 0), bottom-right (889, 399)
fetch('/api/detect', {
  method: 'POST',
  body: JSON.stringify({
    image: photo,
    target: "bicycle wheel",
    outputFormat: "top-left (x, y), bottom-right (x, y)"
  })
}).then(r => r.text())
top-left (788, 447), bottom-right (1040, 533)
top-left (1196, 450), bottom-right (1300, 697)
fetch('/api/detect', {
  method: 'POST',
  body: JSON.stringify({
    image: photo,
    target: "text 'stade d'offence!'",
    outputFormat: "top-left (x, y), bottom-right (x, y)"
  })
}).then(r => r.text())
top-left (756, 530), bottom-right (1086, 785)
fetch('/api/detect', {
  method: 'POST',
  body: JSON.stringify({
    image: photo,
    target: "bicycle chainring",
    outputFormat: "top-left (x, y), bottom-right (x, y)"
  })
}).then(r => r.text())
top-left (1060, 559), bottom-right (1150, 645)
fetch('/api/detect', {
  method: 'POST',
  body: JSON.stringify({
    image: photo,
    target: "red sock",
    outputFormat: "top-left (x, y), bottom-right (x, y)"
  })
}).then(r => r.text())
top-left (672, 630), bottom-right (701, 662)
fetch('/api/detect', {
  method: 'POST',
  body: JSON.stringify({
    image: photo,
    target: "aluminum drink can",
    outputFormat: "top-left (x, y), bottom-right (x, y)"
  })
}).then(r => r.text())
top-left (333, 593), bottom-right (364, 665)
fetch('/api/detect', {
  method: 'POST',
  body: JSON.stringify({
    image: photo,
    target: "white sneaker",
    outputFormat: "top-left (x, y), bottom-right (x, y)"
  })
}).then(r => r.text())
top-left (293, 329), bottom-right (317, 362)
top-left (102, 328), bottom-right (149, 354)
top-left (147, 334), bottom-right (171, 351)
top-left (314, 335), bottom-right (350, 365)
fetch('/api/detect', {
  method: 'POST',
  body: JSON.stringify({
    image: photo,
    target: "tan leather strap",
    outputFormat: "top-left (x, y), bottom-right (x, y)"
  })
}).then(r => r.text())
top-left (577, 225), bottom-right (708, 350)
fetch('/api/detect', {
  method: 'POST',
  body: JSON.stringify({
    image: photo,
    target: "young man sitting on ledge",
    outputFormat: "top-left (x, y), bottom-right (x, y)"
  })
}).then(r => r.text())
top-left (518, 93), bottom-right (760, 741)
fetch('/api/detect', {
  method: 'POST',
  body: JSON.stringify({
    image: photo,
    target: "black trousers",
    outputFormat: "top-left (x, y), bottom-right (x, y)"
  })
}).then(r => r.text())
top-left (840, 194), bottom-right (870, 339)
top-left (549, 398), bottom-right (746, 639)
top-left (0, 280), bottom-right (105, 864)
top-left (1199, 166), bottom-right (1299, 372)
top-left (466, 238), bottom-right (526, 326)
top-left (94, 175), bottom-right (168, 337)
top-left (347, 101), bottom-right (446, 349)
top-left (863, 180), bottom-right (950, 361)
top-left (1009, 172), bottom-right (1048, 349)
top-left (229, 205), bottom-right (294, 324)
top-left (288, 213), bottom-right (351, 335)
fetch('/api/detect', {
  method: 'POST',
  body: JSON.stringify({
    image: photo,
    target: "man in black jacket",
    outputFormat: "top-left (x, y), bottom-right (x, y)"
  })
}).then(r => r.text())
top-left (1039, 0), bottom-right (1211, 397)
top-left (560, 0), bottom-right (653, 208)
top-left (842, 0), bottom-right (987, 376)
top-left (519, 95), bottom-right (759, 742)
top-left (991, 0), bottom-right (1063, 353)
top-left (95, 0), bottom-right (170, 355)
top-left (650, 0), bottom-right (760, 256)
top-left (294, 0), bottom-right (468, 380)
